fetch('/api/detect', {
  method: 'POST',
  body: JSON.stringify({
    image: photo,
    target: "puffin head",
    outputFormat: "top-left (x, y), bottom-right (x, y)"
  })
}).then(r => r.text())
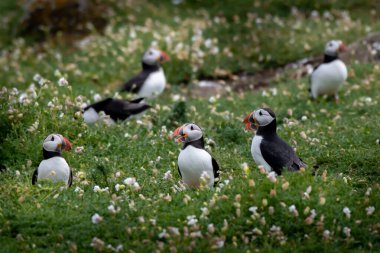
top-left (142, 48), bottom-right (170, 66)
top-left (243, 108), bottom-right (276, 130)
top-left (172, 123), bottom-right (203, 143)
top-left (324, 40), bottom-right (346, 56)
top-left (43, 134), bottom-right (72, 153)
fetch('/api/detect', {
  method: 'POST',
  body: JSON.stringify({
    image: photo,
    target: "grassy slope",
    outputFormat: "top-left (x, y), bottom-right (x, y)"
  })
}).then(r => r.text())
top-left (0, 0), bottom-right (380, 252)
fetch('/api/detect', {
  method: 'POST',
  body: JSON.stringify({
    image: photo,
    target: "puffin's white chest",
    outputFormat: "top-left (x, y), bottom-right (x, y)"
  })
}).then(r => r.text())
top-left (83, 107), bottom-right (99, 124)
top-left (251, 135), bottom-right (272, 172)
top-left (138, 68), bottom-right (166, 98)
top-left (178, 146), bottom-right (214, 188)
top-left (37, 157), bottom-right (70, 185)
top-left (311, 60), bottom-right (347, 98)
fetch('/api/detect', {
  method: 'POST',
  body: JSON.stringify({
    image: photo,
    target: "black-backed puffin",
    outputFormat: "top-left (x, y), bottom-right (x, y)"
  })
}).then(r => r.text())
top-left (32, 134), bottom-right (73, 186)
top-left (83, 97), bottom-right (151, 124)
top-left (172, 123), bottom-right (220, 188)
top-left (243, 108), bottom-right (307, 175)
top-left (309, 40), bottom-right (347, 101)
top-left (121, 48), bottom-right (169, 98)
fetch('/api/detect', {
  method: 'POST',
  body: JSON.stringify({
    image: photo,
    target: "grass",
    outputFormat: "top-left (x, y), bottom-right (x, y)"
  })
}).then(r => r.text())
top-left (0, 0), bottom-right (380, 252)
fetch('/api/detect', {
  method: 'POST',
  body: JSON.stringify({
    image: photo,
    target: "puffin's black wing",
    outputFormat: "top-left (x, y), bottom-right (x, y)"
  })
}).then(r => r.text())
top-left (68, 169), bottom-right (73, 187)
top-left (260, 135), bottom-right (305, 175)
top-left (211, 157), bottom-right (220, 186)
top-left (177, 166), bottom-right (182, 178)
top-left (130, 97), bottom-right (145, 104)
top-left (32, 168), bottom-right (38, 185)
top-left (84, 98), bottom-right (113, 111)
top-left (121, 71), bottom-right (150, 93)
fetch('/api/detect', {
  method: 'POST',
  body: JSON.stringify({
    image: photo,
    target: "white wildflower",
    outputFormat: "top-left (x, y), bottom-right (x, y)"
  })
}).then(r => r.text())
top-left (163, 170), bottom-right (172, 180)
top-left (343, 227), bottom-right (351, 237)
top-left (187, 215), bottom-right (198, 226)
top-left (343, 207), bottom-right (351, 219)
top-left (93, 185), bottom-right (101, 192)
top-left (58, 77), bottom-right (68, 86)
top-left (91, 213), bottom-right (103, 224)
top-left (366, 206), bottom-right (375, 216)
top-left (267, 172), bottom-right (277, 183)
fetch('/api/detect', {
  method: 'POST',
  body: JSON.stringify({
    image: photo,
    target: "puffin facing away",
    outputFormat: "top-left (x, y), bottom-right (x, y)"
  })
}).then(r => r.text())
top-left (32, 134), bottom-right (72, 187)
top-left (83, 97), bottom-right (151, 124)
top-left (121, 48), bottom-right (169, 98)
top-left (243, 108), bottom-right (307, 175)
top-left (172, 123), bottom-right (220, 188)
top-left (309, 40), bottom-right (347, 101)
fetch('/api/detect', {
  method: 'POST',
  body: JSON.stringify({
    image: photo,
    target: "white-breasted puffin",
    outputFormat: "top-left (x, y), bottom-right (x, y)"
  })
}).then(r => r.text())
top-left (243, 108), bottom-right (307, 175)
top-left (83, 97), bottom-right (151, 124)
top-left (121, 48), bottom-right (170, 98)
top-left (309, 40), bottom-right (347, 101)
top-left (172, 123), bottom-right (220, 188)
top-left (32, 134), bottom-right (73, 187)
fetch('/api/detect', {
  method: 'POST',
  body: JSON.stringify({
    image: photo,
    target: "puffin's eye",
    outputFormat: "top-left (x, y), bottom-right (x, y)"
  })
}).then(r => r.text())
top-left (259, 111), bottom-right (263, 116)
top-left (149, 51), bottom-right (153, 55)
top-left (51, 136), bottom-right (55, 141)
top-left (329, 42), bottom-right (333, 47)
top-left (190, 125), bottom-right (194, 131)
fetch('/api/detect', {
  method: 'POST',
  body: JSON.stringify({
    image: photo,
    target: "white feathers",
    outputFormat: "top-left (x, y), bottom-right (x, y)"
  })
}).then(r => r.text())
top-left (178, 145), bottom-right (215, 188)
top-left (251, 135), bottom-right (272, 172)
top-left (83, 107), bottom-right (100, 124)
top-left (37, 157), bottom-right (71, 185)
top-left (137, 68), bottom-right (166, 98)
top-left (310, 60), bottom-right (347, 99)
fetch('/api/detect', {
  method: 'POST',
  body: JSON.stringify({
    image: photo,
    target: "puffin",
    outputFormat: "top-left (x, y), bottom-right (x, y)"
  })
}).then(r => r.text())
top-left (121, 48), bottom-right (169, 98)
top-left (83, 97), bottom-right (151, 124)
top-left (172, 123), bottom-right (220, 188)
top-left (309, 40), bottom-right (347, 101)
top-left (243, 108), bottom-right (307, 175)
top-left (32, 134), bottom-right (73, 186)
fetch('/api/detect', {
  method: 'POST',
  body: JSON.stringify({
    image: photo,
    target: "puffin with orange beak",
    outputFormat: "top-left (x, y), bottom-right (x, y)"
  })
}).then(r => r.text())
top-left (172, 123), bottom-right (220, 188)
top-left (32, 134), bottom-right (73, 187)
top-left (244, 108), bottom-right (307, 175)
top-left (121, 48), bottom-right (170, 98)
top-left (309, 40), bottom-right (347, 101)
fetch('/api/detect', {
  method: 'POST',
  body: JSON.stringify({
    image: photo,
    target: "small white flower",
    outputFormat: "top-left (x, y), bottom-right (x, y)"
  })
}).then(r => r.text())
top-left (93, 185), bottom-right (101, 192)
top-left (93, 93), bottom-right (102, 102)
top-left (201, 207), bottom-right (209, 217)
top-left (123, 177), bottom-right (136, 185)
top-left (208, 224), bottom-right (215, 234)
top-left (15, 170), bottom-right (21, 176)
top-left (108, 204), bottom-right (117, 214)
top-left (158, 229), bottom-right (168, 239)
top-left (58, 77), bottom-right (68, 86)
top-left (187, 215), bottom-right (198, 226)
top-left (91, 213), bottom-right (103, 224)
top-left (301, 115), bottom-right (308, 121)
top-left (343, 227), bottom-right (351, 237)
top-left (75, 146), bottom-right (84, 154)
top-left (366, 206), bottom-right (375, 216)
top-left (249, 206), bottom-right (258, 214)
top-left (74, 186), bottom-right (83, 193)
top-left (343, 207), bottom-right (351, 219)
top-left (323, 230), bottom-right (330, 239)
top-left (163, 170), bottom-right (172, 180)
top-left (267, 172), bottom-right (277, 183)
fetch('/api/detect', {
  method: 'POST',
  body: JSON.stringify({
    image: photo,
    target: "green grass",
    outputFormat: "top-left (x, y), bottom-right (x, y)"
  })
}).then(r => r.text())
top-left (0, 0), bottom-right (380, 252)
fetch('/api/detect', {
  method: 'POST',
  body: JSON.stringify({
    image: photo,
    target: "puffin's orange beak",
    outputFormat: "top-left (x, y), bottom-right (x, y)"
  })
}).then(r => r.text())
top-left (243, 112), bottom-right (255, 131)
top-left (338, 42), bottom-right (347, 52)
top-left (172, 126), bottom-right (186, 143)
top-left (63, 137), bottom-right (72, 151)
top-left (159, 51), bottom-right (170, 63)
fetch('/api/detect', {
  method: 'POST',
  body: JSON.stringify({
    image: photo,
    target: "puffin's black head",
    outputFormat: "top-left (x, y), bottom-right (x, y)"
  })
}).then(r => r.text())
top-left (142, 48), bottom-right (170, 66)
top-left (43, 134), bottom-right (72, 153)
top-left (324, 40), bottom-right (346, 56)
top-left (243, 108), bottom-right (276, 130)
top-left (172, 123), bottom-right (203, 143)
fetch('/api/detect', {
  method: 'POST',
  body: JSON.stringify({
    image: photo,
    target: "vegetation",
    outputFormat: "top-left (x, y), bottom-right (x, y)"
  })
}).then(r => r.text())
top-left (0, 0), bottom-right (379, 252)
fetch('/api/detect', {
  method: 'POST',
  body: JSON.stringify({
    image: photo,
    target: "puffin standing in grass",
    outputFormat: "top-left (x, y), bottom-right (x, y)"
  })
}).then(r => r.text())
top-left (172, 123), bottom-right (220, 188)
top-left (243, 108), bottom-right (307, 175)
top-left (32, 134), bottom-right (73, 187)
top-left (309, 40), bottom-right (347, 101)
top-left (83, 97), bottom-right (151, 124)
top-left (121, 48), bottom-right (170, 98)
